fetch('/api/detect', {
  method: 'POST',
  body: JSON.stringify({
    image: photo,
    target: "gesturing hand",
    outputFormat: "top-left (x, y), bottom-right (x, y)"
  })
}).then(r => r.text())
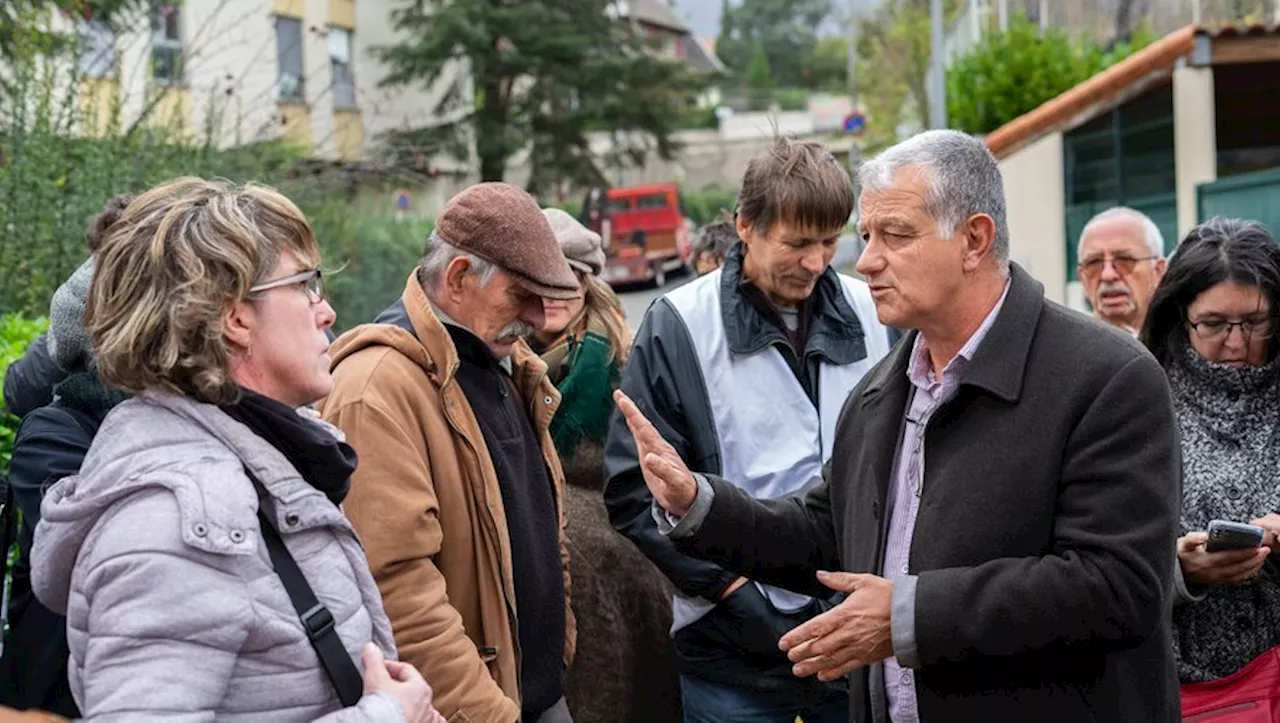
top-left (778, 571), bottom-right (894, 682)
top-left (614, 390), bottom-right (698, 517)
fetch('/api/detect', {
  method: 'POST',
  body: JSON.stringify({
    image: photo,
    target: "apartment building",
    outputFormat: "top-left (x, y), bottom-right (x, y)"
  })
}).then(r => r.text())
top-left (68, 0), bottom-right (465, 164)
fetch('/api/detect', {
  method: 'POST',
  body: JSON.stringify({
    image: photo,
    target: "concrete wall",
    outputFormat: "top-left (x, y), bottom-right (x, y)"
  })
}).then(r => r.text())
top-left (999, 131), bottom-right (1070, 306)
top-left (1173, 63), bottom-right (1217, 241)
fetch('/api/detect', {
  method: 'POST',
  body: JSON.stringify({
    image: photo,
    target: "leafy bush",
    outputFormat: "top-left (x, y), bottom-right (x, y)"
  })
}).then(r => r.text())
top-left (682, 186), bottom-right (738, 227)
top-left (946, 15), bottom-right (1156, 135)
top-left (0, 314), bottom-right (49, 473)
top-left (313, 209), bottom-right (435, 333)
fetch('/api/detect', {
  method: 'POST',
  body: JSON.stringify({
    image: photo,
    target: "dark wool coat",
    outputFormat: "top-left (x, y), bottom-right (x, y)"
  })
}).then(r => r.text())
top-left (676, 265), bottom-right (1182, 722)
top-left (562, 443), bottom-right (680, 723)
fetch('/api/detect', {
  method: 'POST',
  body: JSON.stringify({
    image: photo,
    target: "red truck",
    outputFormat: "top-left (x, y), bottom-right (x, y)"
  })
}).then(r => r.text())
top-left (591, 182), bottom-right (693, 288)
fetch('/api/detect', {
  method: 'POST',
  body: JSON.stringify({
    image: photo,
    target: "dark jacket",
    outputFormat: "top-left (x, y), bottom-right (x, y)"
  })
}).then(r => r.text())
top-left (0, 373), bottom-right (125, 716)
top-left (561, 443), bottom-right (680, 723)
top-left (673, 264), bottom-right (1182, 722)
top-left (603, 245), bottom-right (876, 691)
top-left (2, 333), bottom-right (65, 417)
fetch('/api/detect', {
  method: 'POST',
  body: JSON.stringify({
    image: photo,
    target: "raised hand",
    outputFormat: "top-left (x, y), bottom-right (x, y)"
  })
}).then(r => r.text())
top-left (614, 389), bottom-right (698, 517)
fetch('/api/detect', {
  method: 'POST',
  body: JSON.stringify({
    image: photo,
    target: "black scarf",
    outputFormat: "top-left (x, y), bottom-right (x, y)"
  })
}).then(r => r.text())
top-left (221, 388), bottom-right (358, 506)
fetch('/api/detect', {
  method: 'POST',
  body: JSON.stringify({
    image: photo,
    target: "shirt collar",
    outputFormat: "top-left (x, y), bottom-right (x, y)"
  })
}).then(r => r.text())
top-left (907, 279), bottom-right (1012, 387)
top-left (430, 301), bottom-right (514, 375)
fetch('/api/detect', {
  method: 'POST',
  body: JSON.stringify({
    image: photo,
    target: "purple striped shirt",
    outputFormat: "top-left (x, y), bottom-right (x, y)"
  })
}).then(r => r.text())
top-left (883, 282), bottom-right (1009, 723)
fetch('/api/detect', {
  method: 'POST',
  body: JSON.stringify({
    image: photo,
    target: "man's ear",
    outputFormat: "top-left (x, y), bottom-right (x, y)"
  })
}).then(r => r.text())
top-left (962, 214), bottom-right (998, 273)
top-left (442, 255), bottom-right (472, 303)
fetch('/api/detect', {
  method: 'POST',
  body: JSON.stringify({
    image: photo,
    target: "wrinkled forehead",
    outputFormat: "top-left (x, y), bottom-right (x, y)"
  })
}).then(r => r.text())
top-left (1079, 216), bottom-right (1149, 257)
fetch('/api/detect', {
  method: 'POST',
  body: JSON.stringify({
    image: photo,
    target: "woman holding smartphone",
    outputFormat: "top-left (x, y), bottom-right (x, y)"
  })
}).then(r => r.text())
top-left (1141, 216), bottom-right (1280, 683)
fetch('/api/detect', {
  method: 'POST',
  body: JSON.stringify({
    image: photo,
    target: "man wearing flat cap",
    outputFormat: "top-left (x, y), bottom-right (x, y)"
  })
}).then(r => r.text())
top-left (324, 183), bottom-right (578, 723)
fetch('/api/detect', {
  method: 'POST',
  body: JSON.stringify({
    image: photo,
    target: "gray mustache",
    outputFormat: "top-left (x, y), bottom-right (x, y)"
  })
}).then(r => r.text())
top-left (502, 320), bottom-right (536, 340)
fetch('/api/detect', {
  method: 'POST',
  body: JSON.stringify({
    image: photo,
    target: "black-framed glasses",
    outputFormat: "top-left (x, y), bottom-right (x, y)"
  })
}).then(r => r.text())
top-left (1077, 255), bottom-right (1159, 281)
top-left (1186, 316), bottom-right (1275, 343)
top-left (249, 268), bottom-right (324, 304)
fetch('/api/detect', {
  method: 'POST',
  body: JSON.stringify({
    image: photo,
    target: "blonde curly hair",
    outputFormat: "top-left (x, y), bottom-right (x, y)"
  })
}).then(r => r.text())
top-left (87, 177), bottom-right (320, 405)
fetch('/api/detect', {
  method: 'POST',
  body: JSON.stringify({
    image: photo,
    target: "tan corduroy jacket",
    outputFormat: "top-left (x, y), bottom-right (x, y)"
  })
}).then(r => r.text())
top-left (323, 274), bottom-right (576, 723)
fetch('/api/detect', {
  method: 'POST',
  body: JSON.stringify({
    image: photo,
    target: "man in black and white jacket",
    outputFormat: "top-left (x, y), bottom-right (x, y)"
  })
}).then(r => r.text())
top-left (604, 137), bottom-right (893, 723)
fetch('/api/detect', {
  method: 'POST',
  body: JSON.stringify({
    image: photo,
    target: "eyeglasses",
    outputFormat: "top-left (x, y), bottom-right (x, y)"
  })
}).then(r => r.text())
top-left (1077, 255), bottom-right (1158, 281)
top-left (1186, 316), bottom-right (1275, 343)
top-left (249, 268), bottom-right (324, 304)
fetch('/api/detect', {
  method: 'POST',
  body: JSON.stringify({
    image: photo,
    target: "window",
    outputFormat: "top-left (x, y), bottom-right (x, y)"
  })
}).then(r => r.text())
top-left (77, 19), bottom-right (116, 78)
top-left (329, 27), bottom-right (355, 109)
top-left (151, 2), bottom-right (183, 85)
top-left (276, 17), bottom-right (304, 102)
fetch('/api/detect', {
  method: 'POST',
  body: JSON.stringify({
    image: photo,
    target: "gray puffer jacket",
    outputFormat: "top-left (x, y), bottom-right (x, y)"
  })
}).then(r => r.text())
top-left (31, 392), bottom-right (407, 722)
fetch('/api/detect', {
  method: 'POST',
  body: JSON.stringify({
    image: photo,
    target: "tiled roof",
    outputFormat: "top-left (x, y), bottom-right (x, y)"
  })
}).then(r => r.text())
top-left (685, 36), bottom-right (727, 74)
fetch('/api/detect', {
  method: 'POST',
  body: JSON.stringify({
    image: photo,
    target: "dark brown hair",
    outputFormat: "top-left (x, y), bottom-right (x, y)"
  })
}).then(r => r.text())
top-left (85, 194), bottom-right (136, 253)
top-left (736, 137), bottom-right (854, 235)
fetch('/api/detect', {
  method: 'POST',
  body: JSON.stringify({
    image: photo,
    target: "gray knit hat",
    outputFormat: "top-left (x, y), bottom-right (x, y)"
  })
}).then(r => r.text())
top-left (47, 257), bottom-right (95, 372)
top-left (542, 208), bottom-right (605, 277)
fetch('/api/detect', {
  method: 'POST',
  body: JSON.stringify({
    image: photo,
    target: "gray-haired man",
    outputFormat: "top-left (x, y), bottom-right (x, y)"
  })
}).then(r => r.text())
top-left (615, 130), bottom-right (1181, 721)
top-left (1077, 207), bottom-right (1168, 335)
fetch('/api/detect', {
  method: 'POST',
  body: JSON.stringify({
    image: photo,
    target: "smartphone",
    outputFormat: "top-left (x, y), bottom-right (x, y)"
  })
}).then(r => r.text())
top-left (1205, 520), bottom-right (1265, 552)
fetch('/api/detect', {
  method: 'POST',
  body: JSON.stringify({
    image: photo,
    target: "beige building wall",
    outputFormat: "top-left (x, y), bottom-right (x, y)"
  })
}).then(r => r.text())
top-left (30, 0), bottom-right (459, 165)
top-left (1173, 63), bottom-right (1217, 242)
top-left (999, 132), bottom-right (1069, 306)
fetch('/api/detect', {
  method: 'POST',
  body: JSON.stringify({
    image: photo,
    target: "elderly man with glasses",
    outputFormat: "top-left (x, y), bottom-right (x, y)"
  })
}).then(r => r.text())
top-left (1077, 207), bottom-right (1168, 335)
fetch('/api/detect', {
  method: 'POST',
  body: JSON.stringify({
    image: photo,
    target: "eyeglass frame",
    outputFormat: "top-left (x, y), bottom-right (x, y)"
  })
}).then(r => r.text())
top-left (248, 268), bottom-right (325, 304)
top-left (1076, 254), bottom-right (1160, 281)
top-left (1185, 314), bottom-right (1276, 343)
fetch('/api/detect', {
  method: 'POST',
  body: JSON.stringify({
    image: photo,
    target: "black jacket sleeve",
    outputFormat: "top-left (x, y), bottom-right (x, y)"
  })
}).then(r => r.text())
top-left (674, 468), bottom-right (842, 598)
top-left (603, 298), bottom-right (740, 602)
top-left (3, 333), bottom-right (66, 417)
top-left (9, 406), bottom-right (95, 549)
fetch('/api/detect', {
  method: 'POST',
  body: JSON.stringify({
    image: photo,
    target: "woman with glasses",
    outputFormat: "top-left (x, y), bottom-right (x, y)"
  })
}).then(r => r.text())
top-left (1140, 216), bottom-right (1280, 684)
top-left (28, 178), bottom-right (444, 722)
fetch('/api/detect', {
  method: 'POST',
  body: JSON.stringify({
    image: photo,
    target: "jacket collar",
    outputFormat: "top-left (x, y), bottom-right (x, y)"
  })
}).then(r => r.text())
top-left (860, 262), bottom-right (1044, 404)
top-left (378, 271), bottom-right (551, 399)
top-left (720, 242), bottom-right (868, 365)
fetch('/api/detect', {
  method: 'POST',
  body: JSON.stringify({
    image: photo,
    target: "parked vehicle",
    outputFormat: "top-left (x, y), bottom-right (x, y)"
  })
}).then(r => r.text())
top-left (592, 183), bottom-right (693, 288)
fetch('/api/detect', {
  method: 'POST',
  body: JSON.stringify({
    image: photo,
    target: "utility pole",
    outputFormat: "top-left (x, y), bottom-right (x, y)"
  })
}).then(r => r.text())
top-left (928, 0), bottom-right (947, 129)
top-left (847, 0), bottom-right (859, 103)
top-left (999, 0), bottom-right (1009, 31)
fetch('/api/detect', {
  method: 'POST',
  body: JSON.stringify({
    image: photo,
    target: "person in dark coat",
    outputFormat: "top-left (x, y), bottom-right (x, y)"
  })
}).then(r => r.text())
top-left (0, 196), bottom-right (132, 714)
top-left (560, 444), bottom-right (681, 723)
top-left (613, 130), bottom-right (1181, 722)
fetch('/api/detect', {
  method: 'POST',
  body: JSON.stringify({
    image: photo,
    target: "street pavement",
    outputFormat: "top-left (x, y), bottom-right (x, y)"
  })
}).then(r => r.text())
top-left (616, 234), bottom-right (864, 328)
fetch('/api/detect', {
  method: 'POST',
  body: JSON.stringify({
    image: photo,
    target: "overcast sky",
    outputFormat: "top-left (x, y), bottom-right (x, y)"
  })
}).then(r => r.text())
top-left (673, 0), bottom-right (887, 38)
top-left (672, 0), bottom-right (721, 38)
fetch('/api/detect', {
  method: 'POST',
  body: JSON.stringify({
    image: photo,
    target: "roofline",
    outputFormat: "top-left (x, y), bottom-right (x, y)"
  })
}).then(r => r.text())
top-left (984, 25), bottom-right (1197, 160)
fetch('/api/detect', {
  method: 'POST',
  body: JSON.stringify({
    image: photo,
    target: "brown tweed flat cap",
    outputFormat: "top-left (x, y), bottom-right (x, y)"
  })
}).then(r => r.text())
top-left (435, 183), bottom-right (580, 300)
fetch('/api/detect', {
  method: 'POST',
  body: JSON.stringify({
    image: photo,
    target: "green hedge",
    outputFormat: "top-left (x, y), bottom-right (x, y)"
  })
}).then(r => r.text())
top-left (0, 314), bottom-right (49, 473)
top-left (683, 187), bottom-right (738, 227)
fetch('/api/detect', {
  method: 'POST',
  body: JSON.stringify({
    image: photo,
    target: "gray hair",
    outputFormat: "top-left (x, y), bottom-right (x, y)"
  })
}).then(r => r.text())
top-left (1077, 207), bottom-right (1165, 260)
top-left (418, 231), bottom-right (499, 292)
top-left (858, 129), bottom-right (1010, 264)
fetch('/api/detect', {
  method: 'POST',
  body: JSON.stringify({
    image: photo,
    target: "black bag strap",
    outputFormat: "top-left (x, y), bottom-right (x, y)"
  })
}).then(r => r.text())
top-left (249, 474), bottom-right (362, 707)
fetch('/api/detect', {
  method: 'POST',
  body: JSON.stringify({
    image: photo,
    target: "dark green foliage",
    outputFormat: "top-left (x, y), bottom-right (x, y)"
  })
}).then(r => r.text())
top-left (946, 14), bottom-right (1157, 135)
top-left (374, 0), bottom-right (709, 194)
